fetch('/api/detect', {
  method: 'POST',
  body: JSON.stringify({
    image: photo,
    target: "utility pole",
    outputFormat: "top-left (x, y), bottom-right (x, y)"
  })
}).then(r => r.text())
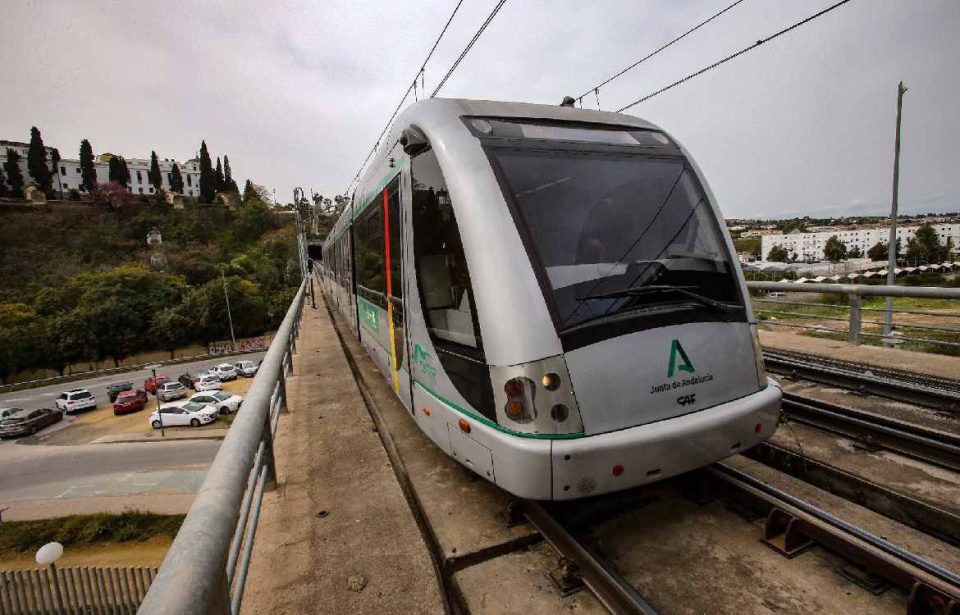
top-left (883, 81), bottom-right (907, 345)
top-left (221, 268), bottom-right (237, 350)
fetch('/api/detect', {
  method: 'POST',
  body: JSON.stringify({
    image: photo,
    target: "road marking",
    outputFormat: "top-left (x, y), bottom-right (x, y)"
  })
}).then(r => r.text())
top-left (132, 482), bottom-right (157, 486)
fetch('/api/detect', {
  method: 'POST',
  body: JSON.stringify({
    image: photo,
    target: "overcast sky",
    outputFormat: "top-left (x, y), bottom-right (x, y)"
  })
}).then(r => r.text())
top-left (4, 0), bottom-right (958, 218)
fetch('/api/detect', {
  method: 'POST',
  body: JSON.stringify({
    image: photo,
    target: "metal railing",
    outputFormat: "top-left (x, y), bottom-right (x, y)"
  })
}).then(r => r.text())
top-left (748, 281), bottom-right (960, 349)
top-left (1, 565), bottom-right (158, 614)
top-left (137, 280), bottom-right (307, 615)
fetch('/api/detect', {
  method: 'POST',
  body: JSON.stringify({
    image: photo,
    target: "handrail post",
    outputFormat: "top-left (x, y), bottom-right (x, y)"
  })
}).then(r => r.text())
top-left (848, 292), bottom-right (862, 345)
top-left (261, 419), bottom-right (277, 491)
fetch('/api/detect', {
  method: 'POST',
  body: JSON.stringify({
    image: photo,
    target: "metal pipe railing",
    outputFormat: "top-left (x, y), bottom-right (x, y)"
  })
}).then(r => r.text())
top-left (138, 280), bottom-right (306, 615)
top-left (747, 281), bottom-right (960, 348)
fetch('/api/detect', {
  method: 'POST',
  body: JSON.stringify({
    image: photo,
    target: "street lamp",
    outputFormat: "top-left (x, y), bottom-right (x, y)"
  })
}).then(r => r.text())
top-left (36, 542), bottom-right (65, 612)
top-left (220, 267), bottom-right (237, 351)
top-left (146, 363), bottom-right (165, 437)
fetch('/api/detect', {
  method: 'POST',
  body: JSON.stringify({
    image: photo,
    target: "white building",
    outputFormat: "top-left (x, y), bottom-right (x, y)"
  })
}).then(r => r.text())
top-left (761, 224), bottom-right (960, 262)
top-left (2, 139), bottom-right (204, 198)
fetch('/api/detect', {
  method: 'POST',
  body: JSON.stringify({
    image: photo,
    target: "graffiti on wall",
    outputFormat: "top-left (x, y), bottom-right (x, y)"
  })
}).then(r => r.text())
top-left (208, 336), bottom-right (269, 355)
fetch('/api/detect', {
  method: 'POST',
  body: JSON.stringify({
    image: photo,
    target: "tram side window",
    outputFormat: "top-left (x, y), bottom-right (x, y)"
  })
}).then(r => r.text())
top-left (354, 204), bottom-right (386, 306)
top-left (412, 148), bottom-right (494, 419)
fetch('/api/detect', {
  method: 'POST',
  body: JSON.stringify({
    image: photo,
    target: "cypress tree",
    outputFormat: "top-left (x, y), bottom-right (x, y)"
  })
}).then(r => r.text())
top-left (223, 155), bottom-right (239, 192)
top-left (148, 151), bottom-right (163, 191)
top-left (242, 179), bottom-right (255, 202)
top-left (50, 148), bottom-right (62, 198)
top-left (80, 139), bottom-right (97, 192)
top-left (0, 157), bottom-right (6, 197)
top-left (170, 163), bottom-right (184, 194)
top-left (215, 156), bottom-right (225, 193)
top-left (109, 155), bottom-right (130, 188)
top-left (119, 156), bottom-right (131, 187)
top-left (27, 127), bottom-right (53, 192)
top-left (198, 141), bottom-right (215, 203)
top-left (4, 149), bottom-right (25, 195)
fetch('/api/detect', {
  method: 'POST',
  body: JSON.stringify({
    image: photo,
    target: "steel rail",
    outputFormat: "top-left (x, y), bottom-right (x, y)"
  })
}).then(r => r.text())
top-left (709, 463), bottom-right (960, 604)
top-left (519, 500), bottom-right (659, 615)
top-left (763, 351), bottom-right (960, 413)
top-left (781, 393), bottom-right (960, 472)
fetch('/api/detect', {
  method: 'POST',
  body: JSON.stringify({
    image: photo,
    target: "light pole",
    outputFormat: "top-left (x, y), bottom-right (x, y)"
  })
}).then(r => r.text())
top-left (220, 268), bottom-right (237, 351)
top-left (36, 542), bottom-right (65, 612)
top-left (146, 363), bottom-right (165, 437)
top-left (883, 81), bottom-right (907, 345)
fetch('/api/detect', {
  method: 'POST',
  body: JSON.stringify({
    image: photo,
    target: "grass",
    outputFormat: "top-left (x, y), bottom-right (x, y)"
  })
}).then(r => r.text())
top-left (0, 512), bottom-right (184, 557)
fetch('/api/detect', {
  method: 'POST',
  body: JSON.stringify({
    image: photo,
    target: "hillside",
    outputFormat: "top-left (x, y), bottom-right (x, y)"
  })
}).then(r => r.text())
top-left (0, 199), bottom-right (300, 382)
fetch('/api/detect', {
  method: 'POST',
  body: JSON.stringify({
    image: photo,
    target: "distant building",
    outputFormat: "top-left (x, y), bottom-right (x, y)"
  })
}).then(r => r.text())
top-left (1, 138), bottom-right (203, 198)
top-left (761, 223), bottom-right (960, 261)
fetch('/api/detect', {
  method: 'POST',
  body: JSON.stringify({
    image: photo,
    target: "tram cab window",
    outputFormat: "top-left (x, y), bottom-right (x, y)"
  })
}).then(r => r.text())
top-left (412, 148), bottom-right (494, 419)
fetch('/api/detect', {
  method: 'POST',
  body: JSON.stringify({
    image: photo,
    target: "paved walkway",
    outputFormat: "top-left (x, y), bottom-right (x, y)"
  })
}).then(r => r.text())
top-left (759, 329), bottom-right (960, 380)
top-left (241, 297), bottom-right (443, 614)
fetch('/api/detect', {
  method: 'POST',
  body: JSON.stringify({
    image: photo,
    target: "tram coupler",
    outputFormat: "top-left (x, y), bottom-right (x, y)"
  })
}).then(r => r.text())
top-left (762, 508), bottom-right (814, 558)
top-left (549, 557), bottom-right (584, 597)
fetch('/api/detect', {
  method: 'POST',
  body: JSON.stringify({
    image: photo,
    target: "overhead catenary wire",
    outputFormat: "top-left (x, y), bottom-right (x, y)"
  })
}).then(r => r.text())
top-left (344, 0), bottom-right (467, 195)
top-left (431, 0), bottom-right (509, 97)
top-left (616, 0), bottom-right (855, 113)
top-left (576, 0), bottom-right (748, 105)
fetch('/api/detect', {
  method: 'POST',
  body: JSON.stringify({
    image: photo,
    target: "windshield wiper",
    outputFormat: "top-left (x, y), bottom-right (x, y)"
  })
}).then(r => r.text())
top-left (576, 285), bottom-right (734, 314)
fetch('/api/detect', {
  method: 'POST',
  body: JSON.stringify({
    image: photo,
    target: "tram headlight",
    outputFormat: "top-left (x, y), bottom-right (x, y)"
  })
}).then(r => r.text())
top-left (750, 323), bottom-right (767, 389)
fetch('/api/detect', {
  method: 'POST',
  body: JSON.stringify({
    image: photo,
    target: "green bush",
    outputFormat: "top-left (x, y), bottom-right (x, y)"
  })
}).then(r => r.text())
top-left (0, 512), bottom-right (185, 555)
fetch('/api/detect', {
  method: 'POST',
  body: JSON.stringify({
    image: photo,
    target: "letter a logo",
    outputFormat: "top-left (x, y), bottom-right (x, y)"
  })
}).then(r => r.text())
top-left (667, 339), bottom-right (695, 378)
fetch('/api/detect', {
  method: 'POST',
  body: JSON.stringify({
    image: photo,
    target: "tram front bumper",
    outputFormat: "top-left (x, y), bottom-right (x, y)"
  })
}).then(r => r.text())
top-left (549, 381), bottom-right (781, 500)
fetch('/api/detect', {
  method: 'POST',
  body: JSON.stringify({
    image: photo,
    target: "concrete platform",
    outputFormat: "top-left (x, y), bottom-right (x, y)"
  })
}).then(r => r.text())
top-left (759, 329), bottom-right (960, 380)
top-left (240, 299), bottom-right (444, 615)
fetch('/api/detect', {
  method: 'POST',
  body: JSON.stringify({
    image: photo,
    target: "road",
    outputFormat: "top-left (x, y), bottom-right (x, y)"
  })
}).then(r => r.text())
top-left (0, 439), bottom-right (220, 502)
top-left (0, 352), bottom-right (265, 415)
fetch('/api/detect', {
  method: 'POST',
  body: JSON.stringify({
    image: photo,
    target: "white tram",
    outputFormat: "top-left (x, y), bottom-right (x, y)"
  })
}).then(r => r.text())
top-left (320, 98), bottom-right (781, 500)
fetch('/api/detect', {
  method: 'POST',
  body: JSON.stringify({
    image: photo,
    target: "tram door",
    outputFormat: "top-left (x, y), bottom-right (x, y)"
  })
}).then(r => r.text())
top-left (382, 176), bottom-right (412, 410)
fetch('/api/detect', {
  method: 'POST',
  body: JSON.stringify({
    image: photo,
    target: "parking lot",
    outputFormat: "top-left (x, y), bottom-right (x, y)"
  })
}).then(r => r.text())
top-left (0, 354), bottom-right (263, 446)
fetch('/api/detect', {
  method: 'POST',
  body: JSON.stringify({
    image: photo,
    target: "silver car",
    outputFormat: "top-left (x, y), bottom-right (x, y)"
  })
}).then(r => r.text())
top-left (157, 381), bottom-right (188, 402)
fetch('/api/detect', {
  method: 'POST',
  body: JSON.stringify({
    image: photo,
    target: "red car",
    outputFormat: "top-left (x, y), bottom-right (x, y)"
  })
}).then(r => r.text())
top-left (114, 389), bottom-right (149, 415)
top-left (144, 373), bottom-right (170, 395)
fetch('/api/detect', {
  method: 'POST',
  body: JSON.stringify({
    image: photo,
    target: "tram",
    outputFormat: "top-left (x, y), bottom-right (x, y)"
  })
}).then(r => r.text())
top-left (320, 98), bottom-right (781, 500)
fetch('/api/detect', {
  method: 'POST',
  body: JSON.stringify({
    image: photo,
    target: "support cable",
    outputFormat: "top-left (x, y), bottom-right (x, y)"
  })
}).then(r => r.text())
top-left (431, 0), bottom-right (509, 97)
top-left (617, 0), bottom-right (854, 113)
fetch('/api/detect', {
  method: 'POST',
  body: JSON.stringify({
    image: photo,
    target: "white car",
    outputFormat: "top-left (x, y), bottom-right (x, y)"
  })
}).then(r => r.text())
top-left (211, 363), bottom-right (238, 381)
top-left (55, 389), bottom-right (97, 414)
top-left (194, 373), bottom-right (223, 392)
top-left (190, 390), bottom-right (243, 415)
top-left (149, 401), bottom-right (218, 429)
top-left (234, 360), bottom-right (259, 377)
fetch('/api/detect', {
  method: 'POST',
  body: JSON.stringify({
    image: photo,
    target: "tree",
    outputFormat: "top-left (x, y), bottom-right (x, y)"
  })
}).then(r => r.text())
top-left (80, 139), bottom-right (97, 192)
top-left (169, 163), bottom-right (184, 194)
top-left (150, 306), bottom-right (191, 358)
top-left (108, 155), bottom-right (130, 188)
top-left (242, 179), bottom-right (256, 202)
top-left (223, 155), bottom-right (238, 192)
top-left (906, 223), bottom-right (950, 264)
top-left (847, 246), bottom-right (863, 258)
top-left (91, 182), bottom-right (134, 209)
top-left (867, 241), bottom-right (888, 262)
top-left (4, 149), bottom-right (25, 196)
top-left (148, 151), bottom-right (163, 191)
top-left (50, 148), bottom-right (62, 198)
top-left (199, 141), bottom-right (215, 203)
top-left (767, 245), bottom-right (790, 262)
top-left (0, 156), bottom-right (6, 197)
top-left (823, 235), bottom-right (848, 263)
top-left (215, 156), bottom-right (225, 193)
top-left (27, 127), bottom-right (53, 193)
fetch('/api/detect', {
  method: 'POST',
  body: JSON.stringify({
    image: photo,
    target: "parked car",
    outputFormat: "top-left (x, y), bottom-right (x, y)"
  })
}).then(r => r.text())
top-left (107, 381), bottom-right (134, 402)
top-left (0, 407), bottom-right (22, 419)
top-left (145, 373), bottom-right (171, 395)
top-left (234, 360), bottom-right (260, 378)
top-left (157, 381), bottom-right (188, 402)
top-left (113, 389), bottom-right (149, 415)
top-left (178, 371), bottom-right (209, 390)
top-left (0, 408), bottom-right (63, 438)
top-left (149, 401), bottom-right (218, 429)
top-left (55, 389), bottom-right (97, 414)
top-left (194, 373), bottom-right (223, 392)
top-left (210, 363), bottom-right (238, 381)
top-left (190, 390), bottom-right (243, 415)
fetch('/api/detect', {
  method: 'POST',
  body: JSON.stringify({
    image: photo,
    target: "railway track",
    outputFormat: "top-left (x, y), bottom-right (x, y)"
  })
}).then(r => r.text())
top-left (779, 392), bottom-right (960, 472)
top-left (763, 349), bottom-right (960, 413)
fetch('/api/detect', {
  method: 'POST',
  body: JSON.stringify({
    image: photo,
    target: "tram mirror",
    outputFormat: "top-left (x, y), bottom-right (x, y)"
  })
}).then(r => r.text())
top-left (401, 127), bottom-right (429, 156)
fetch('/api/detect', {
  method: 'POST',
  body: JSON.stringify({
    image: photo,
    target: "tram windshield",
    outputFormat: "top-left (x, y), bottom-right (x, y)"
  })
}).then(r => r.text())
top-left (489, 148), bottom-right (744, 331)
